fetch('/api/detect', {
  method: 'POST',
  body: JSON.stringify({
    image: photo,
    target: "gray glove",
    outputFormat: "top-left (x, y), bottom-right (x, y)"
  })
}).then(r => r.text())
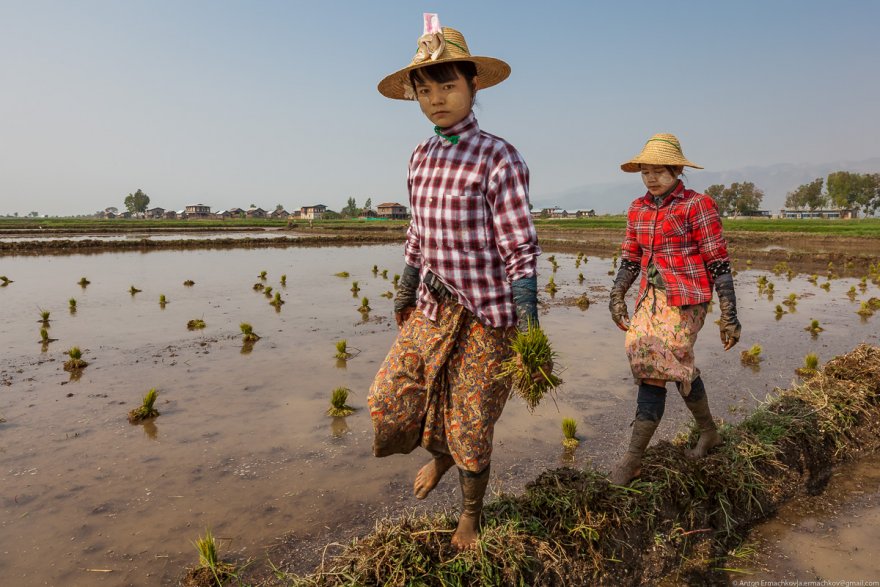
top-left (609, 260), bottom-right (640, 330)
top-left (714, 273), bottom-right (741, 350)
top-left (511, 275), bottom-right (538, 332)
top-left (393, 264), bottom-right (420, 314)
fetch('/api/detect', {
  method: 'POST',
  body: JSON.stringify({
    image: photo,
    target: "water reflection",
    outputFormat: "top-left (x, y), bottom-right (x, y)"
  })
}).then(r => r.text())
top-left (335, 358), bottom-right (348, 369)
top-left (68, 370), bottom-right (83, 382)
top-left (142, 420), bottom-right (158, 440)
top-left (241, 341), bottom-right (256, 355)
top-left (330, 417), bottom-right (350, 438)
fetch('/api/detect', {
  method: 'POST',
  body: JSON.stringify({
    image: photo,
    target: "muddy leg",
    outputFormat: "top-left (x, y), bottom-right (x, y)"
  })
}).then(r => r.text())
top-left (413, 451), bottom-right (455, 499)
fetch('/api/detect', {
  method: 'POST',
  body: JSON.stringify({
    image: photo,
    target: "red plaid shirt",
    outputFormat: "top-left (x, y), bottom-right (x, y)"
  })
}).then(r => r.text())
top-left (403, 112), bottom-right (540, 328)
top-left (620, 182), bottom-right (729, 308)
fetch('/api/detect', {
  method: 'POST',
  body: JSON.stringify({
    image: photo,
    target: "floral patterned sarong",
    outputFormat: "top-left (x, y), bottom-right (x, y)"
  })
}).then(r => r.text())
top-left (625, 286), bottom-right (707, 396)
top-left (368, 301), bottom-right (514, 473)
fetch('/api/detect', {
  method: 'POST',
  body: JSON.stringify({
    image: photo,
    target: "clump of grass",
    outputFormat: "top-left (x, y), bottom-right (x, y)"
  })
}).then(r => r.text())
top-left (774, 304), bottom-right (785, 319)
top-left (765, 282), bottom-right (775, 295)
top-left (186, 528), bottom-right (234, 584)
top-left (335, 340), bottom-right (351, 360)
top-left (240, 322), bottom-right (260, 342)
top-left (867, 297), bottom-right (880, 311)
top-left (497, 321), bottom-right (562, 412)
top-left (847, 286), bottom-right (857, 300)
top-left (253, 282), bottom-right (265, 291)
top-left (561, 418), bottom-right (579, 449)
top-left (857, 301), bottom-right (873, 317)
top-left (159, 294), bottom-right (167, 307)
top-left (351, 281), bottom-right (360, 293)
top-left (575, 293), bottom-right (590, 310)
top-left (128, 388), bottom-right (160, 423)
top-left (795, 353), bottom-right (821, 378)
top-left (259, 270), bottom-right (268, 280)
top-left (545, 276), bottom-right (558, 295)
top-left (757, 275), bottom-right (768, 293)
top-left (859, 276), bottom-right (868, 290)
top-left (372, 265), bottom-right (379, 275)
top-left (129, 285), bottom-right (142, 295)
top-left (78, 277), bottom-right (90, 287)
top-left (263, 285), bottom-right (274, 297)
top-left (805, 319), bottom-right (824, 335)
top-left (359, 297), bottom-right (371, 313)
top-left (183, 279), bottom-right (195, 286)
top-left (807, 274), bottom-right (818, 285)
top-left (782, 293), bottom-right (798, 308)
top-left (381, 269), bottom-right (389, 279)
top-left (327, 387), bottom-right (356, 417)
top-left (578, 272), bottom-right (585, 284)
top-left (786, 269), bottom-right (796, 281)
top-left (68, 298), bottom-right (77, 313)
top-left (0, 275), bottom-right (12, 286)
top-left (63, 346), bottom-right (88, 371)
top-left (187, 319), bottom-right (206, 330)
top-left (270, 292), bottom-right (284, 307)
top-left (39, 328), bottom-right (57, 344)
top-left (820, 282), bottom-right (831, 291)
top-left (280, 274), bottom-right (287, 286)
top-left (740, 344), bottom-right (762, 365)
top-left (772, 261), bottom-right (790, 275)
top-left (335, 271), bottom-right (350, 278)
top-left (38, 309), bottom-right (51, 325)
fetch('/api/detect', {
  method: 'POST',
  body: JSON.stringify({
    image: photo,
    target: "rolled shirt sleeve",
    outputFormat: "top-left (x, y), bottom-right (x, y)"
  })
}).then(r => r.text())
top-left (691, 195), bottom-right (729, 265)
top-left (487, 161), bottom-right (539, 281)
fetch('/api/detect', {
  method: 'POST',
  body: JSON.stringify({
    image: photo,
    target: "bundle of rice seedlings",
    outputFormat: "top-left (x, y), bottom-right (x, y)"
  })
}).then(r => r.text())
top-left (740, 344), bottom-right (762, 366)
top-left (184, 529), bottom-right (235, 585)
top-left (578, 272), bottom-right (585, 284)
top-left (240, 322), bottom-right (260, 342)
top-left (327, 387), bottom-right (356, 417)
top-left (187, 319), bottom-right (206, 330)
top-left (782, 293), bottom-right (798, 308)
top-left (575, 293), bottom-right (590, 310)
top-left (795, 353), bottom-right (820, 378)
top-left (263, 285), bottom-right (273, 297)
top-left (381, 269), bottom-right (389, 279)
top-left (847, 286), bottom-right (857, 300)
top-left (63, 346), bottom-right (88, 371)
top-left (545, 276), bottom-right (558, 295)
top-left (159, 294), bottom-right (167, 307)
top-left (183, 279), bottom-right (195, 286)
top-left (561, 418), bottom-right (579, 449)
top-left (335, 339), bottom-right (351, 360)
top-left (128, 388), bottom-right (160, 423)
top-left (280, 274), bottom-right (287, 286)
top-left (786, 269), bottom-right (796, 281)
top-left (129, 285), bottom-right (142, 295)
top-left (820, 282), bottom-right (830, 291)
top-left (497, 321), bottom-right (562, 412)
top-left (68, 298), bottom-right (77, 313)
top-left (392, 274), bottom-right (400, 288)
top-left (39, 328), bottom-right (56, 344)
top-left (380, 291), bottom-right (393, 298)
top-left (774, 304), bottom-right (785, 319)
top-left (38, 310), bottom-right (50, 325)
top-left (766, 282), bottom-right (775, 294)
top-left (771, 261), bottom-right (789, 275)
top-left (252, 282), bottom-right (265, 291)
top-left (351, 281), bottom-right (360, 293)
top-left (0, 275), bottom-right (12, 286)
top-left (269, 292), bottom-right (284, 307)
top-left (805, 319), bottom-right (824, 335)
top-left (77, 277), bottom-right (90, 287)
top-left (868, 297), bottom-right (880, 310)
top-left (856, 301), bottom-right (873, 317)
top-left (335, 271), bottom-right (350, 278)
top-left (359, 297), bottom-right (371, 312)
top-left (372, 265), bottom-right (378, 274)
top-left (258, 270), bottom-right (267, 280)
top-left (807, 274), bottom-right (818, 285)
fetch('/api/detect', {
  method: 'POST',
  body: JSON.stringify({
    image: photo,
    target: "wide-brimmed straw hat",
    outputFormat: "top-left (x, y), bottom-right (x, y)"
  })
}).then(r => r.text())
top-left (620, 133), bottom-right (703, 172)
top-left (378, 14), bottom-right (510, 101)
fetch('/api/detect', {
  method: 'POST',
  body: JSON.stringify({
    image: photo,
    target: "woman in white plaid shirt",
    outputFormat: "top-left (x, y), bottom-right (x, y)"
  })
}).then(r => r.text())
top-left (369, 15), bottom-right (542, 550)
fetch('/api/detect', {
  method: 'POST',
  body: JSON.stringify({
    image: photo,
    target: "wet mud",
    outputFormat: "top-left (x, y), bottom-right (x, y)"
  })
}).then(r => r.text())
top-left (0, 241), bottom-right (879, 585)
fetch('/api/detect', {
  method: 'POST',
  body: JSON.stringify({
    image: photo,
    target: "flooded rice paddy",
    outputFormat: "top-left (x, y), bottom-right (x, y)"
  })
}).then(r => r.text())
top-left (1, 244), bottom-right (879, 585)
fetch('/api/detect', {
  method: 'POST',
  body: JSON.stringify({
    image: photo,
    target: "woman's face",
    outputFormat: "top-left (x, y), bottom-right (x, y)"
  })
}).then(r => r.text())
top-left (640, 164), bottom-right (679, 196)
top-left (414, 71), bottom-right (478, 128)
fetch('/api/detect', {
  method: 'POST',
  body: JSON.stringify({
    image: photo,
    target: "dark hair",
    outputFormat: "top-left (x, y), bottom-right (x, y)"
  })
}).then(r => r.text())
top-left (409, 61), bottom-right (477, 93)
top-left (665, 165), bottom-right (685, 178)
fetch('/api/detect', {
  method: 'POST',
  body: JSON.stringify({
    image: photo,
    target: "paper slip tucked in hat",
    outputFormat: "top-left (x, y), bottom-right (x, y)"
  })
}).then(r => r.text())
top-left (378, 13), bottom-right (510, 100)
top-left (621, 133), bottom-right (703, 172)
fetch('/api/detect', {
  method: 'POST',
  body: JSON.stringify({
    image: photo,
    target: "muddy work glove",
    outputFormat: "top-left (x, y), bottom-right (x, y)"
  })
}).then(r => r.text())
top-left (714, 272), bottom-right (741, 350)
top-left (394, 263), bottom-right (420, 328)
top-left (609, 260), bottom-right (640, 331)
top-left (511, 275), bottom-right (539, 332)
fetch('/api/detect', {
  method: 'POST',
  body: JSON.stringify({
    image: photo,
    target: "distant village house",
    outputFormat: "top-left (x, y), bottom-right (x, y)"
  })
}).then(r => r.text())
top-left (779, 208), bottom-right (858, 219)
top-left (301, 205), bottom-right (328, 220)
top-left (185, 204), bottom-right (212, 219)
top-left (377, 202), bottom-right (408, 220)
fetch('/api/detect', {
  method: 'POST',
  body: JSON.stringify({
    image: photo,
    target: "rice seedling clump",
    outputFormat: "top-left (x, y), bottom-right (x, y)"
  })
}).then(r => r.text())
top-left (740, 344), bottom-right (762, 365)
top-left (327, 387), bottom-right (356, 417)
top-left (63, 346), bottom-right (88, 371)
top-left (187, 319), bottom-right (206, 330)
top-left (128, 388), bottom-right (160, 423)
top-left (497, 322), bottom-right (562, 412)
top-left (561, 418), bottom-right (579, 449)
top-left (240, 323), bottom-right (260, 342)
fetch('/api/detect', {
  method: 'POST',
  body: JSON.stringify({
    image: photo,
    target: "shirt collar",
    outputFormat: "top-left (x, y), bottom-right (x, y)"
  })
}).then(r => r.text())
top-left (642, 180), bottom-right (685, 207)
top-left (434, 111), bottom-right (480, 147)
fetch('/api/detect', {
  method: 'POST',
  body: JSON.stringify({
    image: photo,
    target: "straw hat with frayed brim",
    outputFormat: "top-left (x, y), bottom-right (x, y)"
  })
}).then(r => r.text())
top-left (378, 27), bottom-right (510, 100)
top-left (621, 133), bottom-right (703, 172)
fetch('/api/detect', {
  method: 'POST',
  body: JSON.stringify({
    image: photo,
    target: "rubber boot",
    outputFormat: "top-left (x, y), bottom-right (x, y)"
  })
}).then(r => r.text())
top-left (684, 394), bottom-right (722, 459)
top-left (451, 466), bottom-right (490, 550)
top-left (609, 419), bottom-right (659, 485)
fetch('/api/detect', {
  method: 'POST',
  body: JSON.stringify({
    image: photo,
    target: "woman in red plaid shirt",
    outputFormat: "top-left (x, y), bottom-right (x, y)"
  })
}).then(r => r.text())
top-left (369, 15), bottom-right (542, 549)
top-left (608, 133), bottom-right (742, 486)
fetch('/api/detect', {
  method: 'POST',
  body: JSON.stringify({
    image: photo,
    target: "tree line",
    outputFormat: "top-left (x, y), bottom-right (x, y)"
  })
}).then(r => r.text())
top-left (704, 170), bottom-right (879, 217)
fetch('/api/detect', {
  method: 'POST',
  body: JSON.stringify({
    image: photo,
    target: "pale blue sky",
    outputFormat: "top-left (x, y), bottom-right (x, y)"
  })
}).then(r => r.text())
top-left (1, 1), bottom-right (877, 216)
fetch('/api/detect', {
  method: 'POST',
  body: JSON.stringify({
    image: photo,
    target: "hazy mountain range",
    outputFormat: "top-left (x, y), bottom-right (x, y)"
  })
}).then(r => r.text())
top-left (532, 157), bottom-right (880, 214)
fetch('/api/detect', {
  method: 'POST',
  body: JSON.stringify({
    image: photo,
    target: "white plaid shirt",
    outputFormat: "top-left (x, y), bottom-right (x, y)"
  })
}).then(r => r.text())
top-left (403, 112), bottom-right (540, 328)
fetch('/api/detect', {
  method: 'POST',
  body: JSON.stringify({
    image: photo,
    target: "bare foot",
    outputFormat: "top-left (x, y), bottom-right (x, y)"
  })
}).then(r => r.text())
top-left (451, 513), bottom-right (479, 550)
top-left (413, 454), bottom-right (455, 499)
